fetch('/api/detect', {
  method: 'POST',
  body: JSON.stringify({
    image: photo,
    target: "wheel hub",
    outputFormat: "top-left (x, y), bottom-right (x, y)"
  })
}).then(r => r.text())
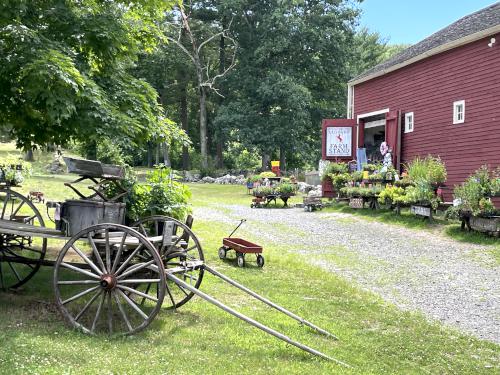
top-left (100, 274), bottom-right (117, 290)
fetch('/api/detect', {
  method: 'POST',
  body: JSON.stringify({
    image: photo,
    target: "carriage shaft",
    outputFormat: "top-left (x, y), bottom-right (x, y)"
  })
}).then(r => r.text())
top-left (166, 273), bottom-right (350, 366)
top-left (203, 265), bottom-right (338, 339)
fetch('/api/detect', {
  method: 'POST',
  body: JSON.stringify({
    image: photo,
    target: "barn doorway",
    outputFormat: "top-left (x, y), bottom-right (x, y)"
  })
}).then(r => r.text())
top-left (363, 116), bottom-right (386, 163)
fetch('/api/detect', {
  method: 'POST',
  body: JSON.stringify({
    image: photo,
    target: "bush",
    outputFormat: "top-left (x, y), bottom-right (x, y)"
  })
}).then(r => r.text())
top-left (253, 186), bottom-right (274, 196)
top-left (405, 156), bottom-right (447, 185)
top-left (276, 182), bottom-right (295, 195)
top-left (330, 173), bottom-right (351, 191)
top-left (453, 165), bottom-right (499, 216)
top-left (378, 186), bottom-right (406, 205)
top-left (321, 162), bottom-right (348, 181)
top-left (350, 171), bottom-right (364, 182)
top-left (247, 175), bottom-right (261, 183)
top-left (260, 171), bottom-right (276, 179)
top-left (127, 165), bottom-right (191, 221)
top-left (340, 186), bottom-right (382, 198)
top-left (362, 163), bottom-right (380, 172)
top-left (0, 156), bottom-right (32, 185)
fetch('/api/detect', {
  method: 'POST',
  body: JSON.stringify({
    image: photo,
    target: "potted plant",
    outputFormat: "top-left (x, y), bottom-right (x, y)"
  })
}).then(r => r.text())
top-left (0, 157), bottom-right (32, 186)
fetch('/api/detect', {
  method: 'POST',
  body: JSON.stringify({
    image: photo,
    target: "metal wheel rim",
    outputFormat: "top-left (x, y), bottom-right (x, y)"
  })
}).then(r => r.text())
top-left (0, 187), bottom-right (47, 289)
top-left (132, 215), bottom-right (204, 310)
top-left (54, 224), bottom-right (166, 335)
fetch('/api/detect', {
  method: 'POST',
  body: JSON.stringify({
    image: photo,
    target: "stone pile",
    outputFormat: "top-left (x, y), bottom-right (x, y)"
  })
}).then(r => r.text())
top-left (46, 154), bottom-right (65, 174)
top-left (307, 185), bottom-right (322, 197)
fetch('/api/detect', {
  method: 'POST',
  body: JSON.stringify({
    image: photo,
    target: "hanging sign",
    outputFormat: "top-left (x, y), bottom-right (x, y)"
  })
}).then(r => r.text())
top-left (326, 127), bottom-right (352, 157)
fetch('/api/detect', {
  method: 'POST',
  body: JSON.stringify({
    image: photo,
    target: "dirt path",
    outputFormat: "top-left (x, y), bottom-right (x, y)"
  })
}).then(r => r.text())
top-left (195, 204), bottom-right (500, 343)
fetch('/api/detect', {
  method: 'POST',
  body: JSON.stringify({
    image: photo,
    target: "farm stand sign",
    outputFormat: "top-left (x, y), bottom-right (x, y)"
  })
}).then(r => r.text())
top-left (326, 127), bottom-right (352, 157)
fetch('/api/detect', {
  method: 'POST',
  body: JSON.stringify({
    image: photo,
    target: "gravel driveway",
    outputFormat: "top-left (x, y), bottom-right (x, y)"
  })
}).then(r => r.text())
top-left (195, 204), bottom-right (500, 343)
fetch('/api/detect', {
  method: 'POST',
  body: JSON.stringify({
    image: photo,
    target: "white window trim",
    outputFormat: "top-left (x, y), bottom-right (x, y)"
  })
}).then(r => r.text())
top-left (357, 108), bottom-right (389, 123)
top-left (404, 112), bottom-right (414, 133)
top-left (453, 100), bottom-right (465, 124)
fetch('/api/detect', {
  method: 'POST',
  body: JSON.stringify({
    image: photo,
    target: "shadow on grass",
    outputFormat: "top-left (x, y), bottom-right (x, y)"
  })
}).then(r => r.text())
top-left (324, 202), bottom-right (441, 230)
top-left (444, 225), bottom-right (500, 246)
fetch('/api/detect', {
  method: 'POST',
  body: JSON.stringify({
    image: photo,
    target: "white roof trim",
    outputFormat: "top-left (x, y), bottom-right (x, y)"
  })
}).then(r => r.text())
top-left (357, 108), bottom-right (389, 123)
top-left (349, 25), bottom-right (500, 86)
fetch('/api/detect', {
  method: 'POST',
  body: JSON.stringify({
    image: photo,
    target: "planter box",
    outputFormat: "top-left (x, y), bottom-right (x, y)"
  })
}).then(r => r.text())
top-left (469, 216), bottom-right (500, 237)
top-left (349, 197), bottom-right (364, 209)
top-left (411, 205), bottom-right (433, 219)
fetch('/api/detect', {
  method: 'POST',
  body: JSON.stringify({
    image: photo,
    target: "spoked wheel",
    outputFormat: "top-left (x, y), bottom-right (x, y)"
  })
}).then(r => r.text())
top-left (0, 186), bottom-right (47, 290)
top-left (54, 224), bottom-right (166, 335)
top-left (132, 215), bottom-right (204, 309)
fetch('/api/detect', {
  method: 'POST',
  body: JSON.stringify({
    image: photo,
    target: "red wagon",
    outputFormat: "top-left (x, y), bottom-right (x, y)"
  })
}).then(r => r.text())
top-left (218, 220), bottom-right (264, 267)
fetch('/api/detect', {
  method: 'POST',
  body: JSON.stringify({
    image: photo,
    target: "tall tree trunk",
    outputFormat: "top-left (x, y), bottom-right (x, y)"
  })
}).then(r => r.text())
top-left (86, 140), bottom-right (97, 160)
top-left (216, 141), bottom-right (224, 169)
top-left (180, 81), bottom-right (189, 170)
top-left (199, 86), bottom-right (208, 170)
top-left (162, 142), bottom-right (171, 167)
top-left (147, 141), bottom-right (153, 168)
top-left (155, 143), bottom-right (160, 165)
top-left (261, 153), bottom-right (270, 171)
top-left (24, 149), bottom-right (34, 162)
top-left (215, 27), bottom-right (226, 170)
top-left (279, 147), bottom-right (286, 173)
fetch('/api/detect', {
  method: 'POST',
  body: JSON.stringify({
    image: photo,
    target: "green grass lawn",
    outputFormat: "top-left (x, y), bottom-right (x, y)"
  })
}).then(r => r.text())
top-left (0, 144), bottom-right (499, 374)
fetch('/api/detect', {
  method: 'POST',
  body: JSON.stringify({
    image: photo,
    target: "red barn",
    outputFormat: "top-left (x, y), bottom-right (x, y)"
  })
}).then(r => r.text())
top-left (322, 3), bottom-right (500, 200)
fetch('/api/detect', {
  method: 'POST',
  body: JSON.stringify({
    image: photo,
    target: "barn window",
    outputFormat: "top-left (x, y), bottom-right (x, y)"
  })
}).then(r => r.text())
top-left (453, 100), bottom-right (465, 124)
top-left (404, 112), bottom-right (414, 133)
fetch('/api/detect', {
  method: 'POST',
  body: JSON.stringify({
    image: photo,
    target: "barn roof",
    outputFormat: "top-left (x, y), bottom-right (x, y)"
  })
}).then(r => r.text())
top-left (349, 2), bottom-right (500, 85)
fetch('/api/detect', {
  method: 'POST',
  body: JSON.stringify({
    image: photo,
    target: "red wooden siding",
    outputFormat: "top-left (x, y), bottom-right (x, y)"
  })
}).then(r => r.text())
top-left (353, 35), bottom-right (500, 201)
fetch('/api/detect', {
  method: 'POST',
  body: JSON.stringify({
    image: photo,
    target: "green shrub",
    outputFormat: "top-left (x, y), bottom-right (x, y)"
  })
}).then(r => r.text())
top-left (405, 156), bottom-right (447, 185)
top-left (340, 186), bottom-right (382, 198)
top-left (362, 163), bottom-right (380, 172)
top-left (378, 186), bottom-right (406, 205)
top-left (321, 162), bottom-right (348, 181)
top-left (0, 156), bottom-right (32, 185)
top-left (453, 165), bottom-right (499, 216)
top-left (330, 172), bottom-right (351, 190)
top-left (276, 182), bottom-right (296, 195)
top-left (127, 165), bottom-right (191, 221)
top-left (259, 171), bottom-right (276, 179)
top-left (247, 175), bottom-right (261, 183)
top-left (253, 186), bottom-right (275, 196)
top-left (350, 171), bottom-right (364, 182)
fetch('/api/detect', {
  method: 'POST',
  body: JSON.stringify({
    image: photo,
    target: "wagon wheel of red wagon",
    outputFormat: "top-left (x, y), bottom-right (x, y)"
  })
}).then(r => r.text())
top-left (132, 215), bottom-right (205, 309)
top-left (54, 224), bottom-right (166, 335)
top-left (0, 186), bottom-right (47, 290)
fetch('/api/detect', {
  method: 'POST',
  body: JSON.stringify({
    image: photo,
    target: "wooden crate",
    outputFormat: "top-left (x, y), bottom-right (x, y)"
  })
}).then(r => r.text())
top-left (469, 216), bottom-right (500, 237)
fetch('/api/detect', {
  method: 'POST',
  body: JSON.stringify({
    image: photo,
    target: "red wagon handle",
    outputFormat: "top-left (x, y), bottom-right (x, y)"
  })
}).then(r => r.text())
top-left (228, 219), bottom-right (246, 238)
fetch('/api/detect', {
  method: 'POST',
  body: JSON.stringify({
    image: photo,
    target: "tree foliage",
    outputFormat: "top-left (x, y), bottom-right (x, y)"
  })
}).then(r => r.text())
top-left (0, 0), bottom-right (182, 152)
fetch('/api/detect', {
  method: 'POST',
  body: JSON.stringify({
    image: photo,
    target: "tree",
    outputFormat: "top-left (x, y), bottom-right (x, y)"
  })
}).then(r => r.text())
top-left (349, 28), bottom-right (411, 78)
top-left (214, 0), bottom-right (360, 169)
top-left (0, 0), bottom-right (182, 156)
top-left (165, 3), bottom-right (237, 170)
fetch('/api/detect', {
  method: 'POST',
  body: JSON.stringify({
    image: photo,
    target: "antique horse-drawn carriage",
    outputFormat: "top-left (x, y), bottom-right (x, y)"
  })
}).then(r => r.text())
top-left (0, 158), bottom-right (346, 365)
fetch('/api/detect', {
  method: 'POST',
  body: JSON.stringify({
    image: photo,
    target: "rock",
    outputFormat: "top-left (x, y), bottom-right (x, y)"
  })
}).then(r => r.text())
top-left (184, 171), bottom-right (201, 182)
top-left (201, 176), bottom-right (215, 183)
top-left (297, 182), bottom-right (314, 194)
top-left (308, 185), bottom-right (322, 197)
top-left (46, 155), bottom-right (65, 174)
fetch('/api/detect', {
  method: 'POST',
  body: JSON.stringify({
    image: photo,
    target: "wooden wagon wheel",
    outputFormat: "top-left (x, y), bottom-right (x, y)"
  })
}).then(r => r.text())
top-left (0, 186), bottom-right (47, 290)
top-left (132, 215), bottom-right (204, 309)
top-left (54, 224), bottom-right (166, 335)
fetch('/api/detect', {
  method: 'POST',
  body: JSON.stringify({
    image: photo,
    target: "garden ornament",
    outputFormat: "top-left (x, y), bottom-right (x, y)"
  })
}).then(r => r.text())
top-left (380, 141), bottom-right (389, 156)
